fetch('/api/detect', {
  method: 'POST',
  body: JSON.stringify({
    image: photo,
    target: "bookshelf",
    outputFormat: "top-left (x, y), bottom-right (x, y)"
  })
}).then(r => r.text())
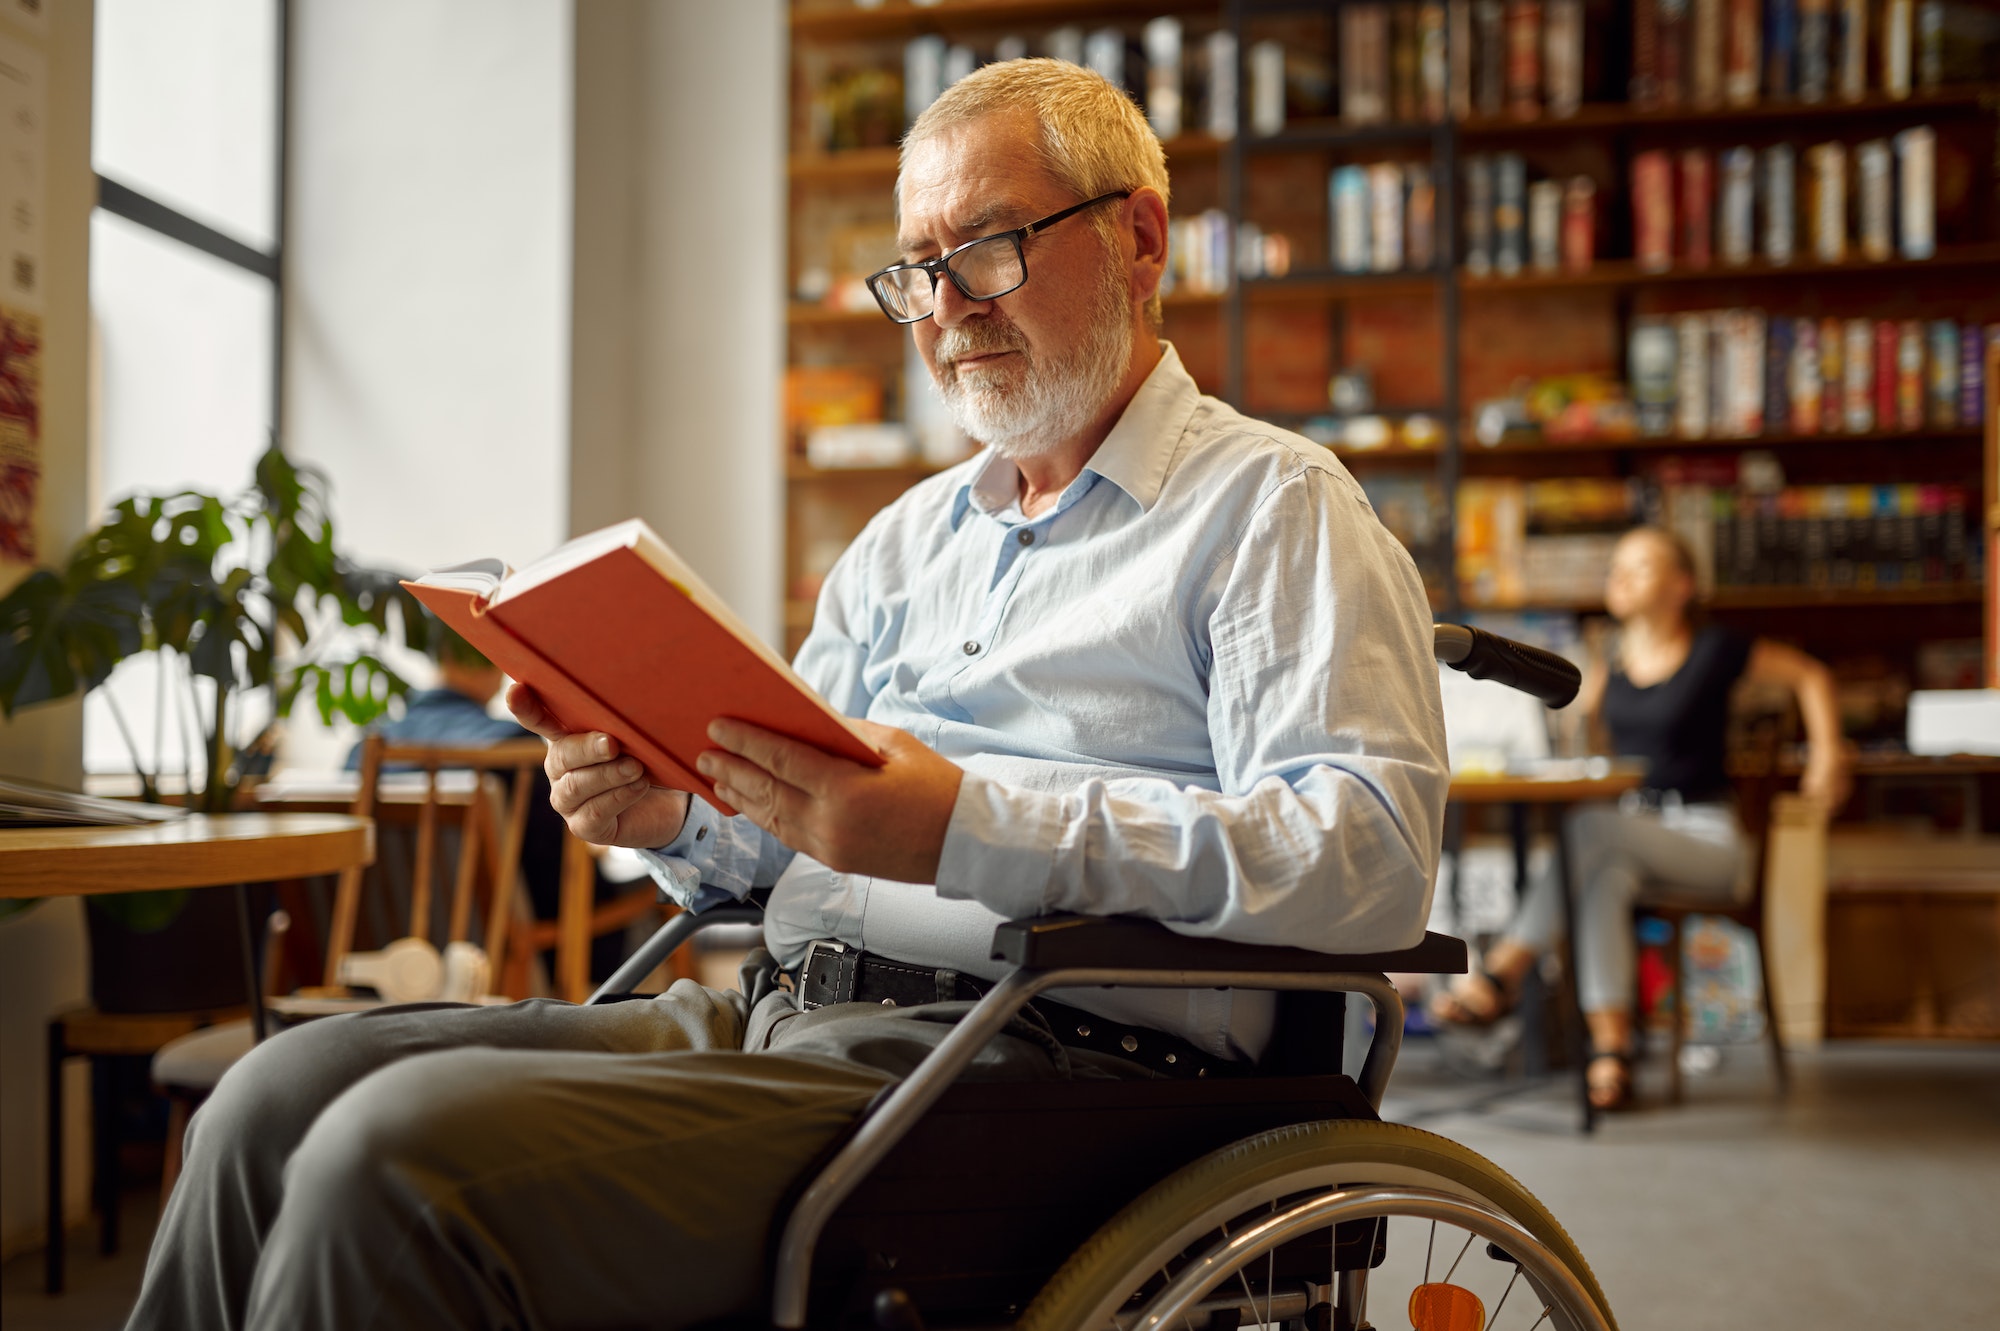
top-left (785, 1), bottom-right (2000, 679)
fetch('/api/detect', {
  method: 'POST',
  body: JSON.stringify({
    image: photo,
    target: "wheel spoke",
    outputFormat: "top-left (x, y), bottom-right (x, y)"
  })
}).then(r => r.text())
top-left (1441, 1230), bottom-right (1477, 1286)
top-left (1526, 1305), bottom-right (1553, 1330)
top-left (1424, 1218), bottom-right (1436, 1285)
top-left (1484, 1266), bottom-right (1522, 1330)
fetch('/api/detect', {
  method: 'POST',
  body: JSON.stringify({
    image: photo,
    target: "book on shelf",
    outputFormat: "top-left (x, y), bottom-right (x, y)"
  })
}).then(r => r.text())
top-left (1544, 0), bottom-right (1583, 117)
top-left (1896, 126), bottom-right (1936, 259)
top-left (1766, 315), bottom-right (1795, 433)
top-left (1724, 0), bottom-right (1762, 105)
top-left (1843, 317), bottom-right (1874, 431)
top-left (1719, 146), bottom-right (1756, 266)
top-left (1820, 314), bottom-right (1846, 432)
top-left (1332, 165), bottom-right (1369, 272)
top-left (1679, 147), bottom-right (1714, 269)
top-left (1885, 0), bottom-right (1916, 99)
top-left (1806, 140), bottom-right (1846, 263)
top-left (1561, 176), bottom-right (1595, 271)
top-left (1251, 39), bottom-right (1285, 135)
top-left (1836, 0), bottom-right (1868, 101)
top-left (1766, 0), bottom-right (1799, 98)
top-left (1474, 0), bottom-right (1507, 117)
top-left (1658, 0), bottom-right (1691, 105)
top-left (1205, 30), bottom-right (1237, 139)
top-left (403, 519), bottom-right (883, 817)
top-left (1408, 163), bottom-right (1439, 269)
top-left (1873, 319), bottom-right (1900, 430)
top-left (1856, 138), bottom-right (1894, 262)
top-left (1897, 321), bottom-right (1927, 430)
top-left (1339, 6), bottom-right (1389, 126)
top-left (1632, 0), bottom-right (1662, 105)
top-left (1143, 17), bottom-right (1183, 141)
top-left (1420, 2), bottom-right (1449, 122)
top-left (1788, 317), bottom-right (1822, 432)
top-left (1393, 2), bottom-right (1422, 123)
top-left (1448, 0), bottom-right (1474, 119)
top-left (1693, 0), bottom-right (1725, 106)
top-left (1798, 0), bottom-right (1832, 101)
top-left (1464, 155), bottom-right (1496, 274)
top-left (1528, 178), bottom-right (1562, 271)
top-left (1763, 144), bottom-right (1797, 266)
top-left (1504, 0), bottom-right (1543, 120)
top-left (1494, 153), bottom-right (1527, 275)
top-left (1369, 162), bottom-right (1405, 272)
top-left (1633, 149), bottom-right (1675, 271)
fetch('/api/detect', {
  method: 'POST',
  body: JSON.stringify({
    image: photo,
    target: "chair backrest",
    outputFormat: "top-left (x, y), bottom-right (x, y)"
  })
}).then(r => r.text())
top-left (322, 733), bottom-right (548, 992)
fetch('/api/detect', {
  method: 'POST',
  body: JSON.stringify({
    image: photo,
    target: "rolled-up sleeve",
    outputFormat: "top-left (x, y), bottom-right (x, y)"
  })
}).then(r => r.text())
top-left (932, 468), bottom-right (1449, 954)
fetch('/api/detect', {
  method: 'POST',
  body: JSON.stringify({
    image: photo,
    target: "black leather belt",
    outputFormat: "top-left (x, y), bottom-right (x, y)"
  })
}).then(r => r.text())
top-left (795, 940), bottom-right (1240, 1081)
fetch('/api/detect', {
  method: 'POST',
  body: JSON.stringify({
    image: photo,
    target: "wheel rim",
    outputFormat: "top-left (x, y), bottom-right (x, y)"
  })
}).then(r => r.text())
top-left (1127, 1185), bottom-right (1612, 1331)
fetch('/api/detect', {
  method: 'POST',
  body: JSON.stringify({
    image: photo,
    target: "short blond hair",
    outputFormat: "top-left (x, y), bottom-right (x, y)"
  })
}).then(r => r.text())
top-left (902, 58), bottom-right (1170, 325)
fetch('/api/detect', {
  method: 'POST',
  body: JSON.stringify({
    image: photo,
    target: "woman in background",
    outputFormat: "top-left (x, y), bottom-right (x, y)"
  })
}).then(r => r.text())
top-left (1432, 526), bottom-right (1850, 1109)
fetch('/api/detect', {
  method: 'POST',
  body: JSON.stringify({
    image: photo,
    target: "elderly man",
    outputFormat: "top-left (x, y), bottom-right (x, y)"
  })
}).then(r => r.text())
top-left (128, 60), bottom-right (1445, 1331)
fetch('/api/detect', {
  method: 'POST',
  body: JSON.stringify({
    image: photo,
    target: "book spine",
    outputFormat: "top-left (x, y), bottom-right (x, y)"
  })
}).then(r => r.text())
top-left (1505, 1), bottom-right (1544, 119)
top-left (1807, 140), bottom-right (1846, 263)
top-left (1680, 147), bottom-right (1714, 268)
top-left (1917, 0), bottom-right (1944, 89)
top-left (905, 37), bottom-right (945, 125)
top-left (1465, 154), bottom-right (1495, 274)
top-left (1545, 0), bottom-right (1583, 117)
top-left (1884, 0), bottom-right (1914, 98)
top-left (1843, 317), bottom-right (1873, 431)
top-left (1895, 125), bottom-right (1935, 260)
top-left (1693, 0), bottom-right (1725, 106)
top-left (1369, 161), bottom-right (1407, 271)
top-left (1927, 320), bottom-right (1959, 427)
top-left (1708, 314), bottom-right (1728, 444)
top-left (1634, 150), bottom-right (1676, 271)
top-left (1407, 163), bottom-right (1439, 269)
top-left (1856, 138), bottom-right (1894, 262)
top-left (1562, 175), bottom-right (1596, 271)
top-left (1528, 178), bottom-right (1563, 270)
top-left (1449, 1), bottom-right (1475, 118)
top-left (1421, 3), bottom-right (1450, 122)
top-left (1836, 0), bottom-right (1867, 101)
top-left (1633, 0), bottom-right (1661, 106)
top-left (1960, 322), bottom-right (1985, 426)
top-left (1367, 6), bottom-right (1394, 123)
top-left (1205, 30), bottom-right (1238, 139)
top-left (1720, 146), bottom-right (1757, 264)
top-left (1897, 319), bottom-right (1926, 429)
top-left (1766, 0), bottom-right (1798, 97)
top-left (1820, 315), bottom-right (1845, 432)
top-left (1872, 319), bottom-right (1898, 429)
top-left (1763, 143), bottom-right (1796, 264)
top-left (1250, 39), bottom-right (1286, 135)
top-left (1632, 318), bottom-right (1680, 436)
top-left (1144, 18), bottom-right (1184, 141)
top-left (1766, 312), bottom-right (1793, 433)
top-left (1732, 309), bottom-right (1768, 436)
top-left (1394, 3), bottom-right (1423, 123)
top-left (1660, 0), bottom-right (1690, 106)
top-left (1797, 0), bottom-right (1831, 101)
top-left (1790, 316), bottom-right (1822, 432)
top-left (1475, 1), bottom-right (1507, 117)
top-left (1677, 311), bottom-right (1712, 437)
top-left (1725, 0), bottom-right (1763, 104)
top-left (1333, 165), bottom-right (1371, 271)
top-left (1495, 152), bottom-right (1527, 274)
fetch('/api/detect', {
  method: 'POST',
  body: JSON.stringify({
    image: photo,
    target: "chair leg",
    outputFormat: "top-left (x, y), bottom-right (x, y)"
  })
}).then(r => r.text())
top-left (1667, 916), bottom-right (1686, 1106)
top-left (45, 1021), bottom-right (64, 1295)
top-left (161, 1095), bottom-right (190, 1212)
top-left (91, 1056), bottom-right (120, 1257)
top-left (1753, 920), bottom-right (1790, 1095)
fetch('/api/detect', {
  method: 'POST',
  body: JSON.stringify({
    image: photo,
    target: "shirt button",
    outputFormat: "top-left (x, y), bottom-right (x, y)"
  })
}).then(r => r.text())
top-left (1016, 529), bottom-right (1035, 546)
top-left (962, 641), bottom-right (980, 656)
top-left (694, 826), bottom-right (707, 841)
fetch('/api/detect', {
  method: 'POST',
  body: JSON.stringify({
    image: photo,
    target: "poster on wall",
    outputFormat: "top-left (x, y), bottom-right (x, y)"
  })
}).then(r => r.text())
top-left (0, 31), bottom-right (44, 565)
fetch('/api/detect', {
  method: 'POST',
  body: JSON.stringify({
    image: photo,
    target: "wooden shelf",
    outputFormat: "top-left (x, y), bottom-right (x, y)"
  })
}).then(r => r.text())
top-left (787, 459), bottom-right (962, 482)
top-left (1243, 269), bottom-right (1444, 300)
top-left (1246, 120), bottom-right (1438, 152)
top-left (790, 134), bottom-right (1219, 184)
top-left (1461, 244), bottom-right (2000, 293)
top-left (791, 0), bottom-right (1216, 41)
top-left (788, 303), bottom-right (897, 328)
top-left (1466, 425), bottom-right (1984, 455)
top-left (1457, 85), bottom-right (2000, 137)
top-left (1470, 584), bottom-right (1983, 615)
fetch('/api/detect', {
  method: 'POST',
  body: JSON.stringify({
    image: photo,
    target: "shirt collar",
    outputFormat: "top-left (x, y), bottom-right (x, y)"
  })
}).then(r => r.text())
top-left (950, 342), bottom-right (1199, 528)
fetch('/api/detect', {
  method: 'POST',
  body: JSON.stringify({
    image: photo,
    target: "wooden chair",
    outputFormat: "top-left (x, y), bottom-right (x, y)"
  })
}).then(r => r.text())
top-left (1632, 748), bottom-right (1792, 1104)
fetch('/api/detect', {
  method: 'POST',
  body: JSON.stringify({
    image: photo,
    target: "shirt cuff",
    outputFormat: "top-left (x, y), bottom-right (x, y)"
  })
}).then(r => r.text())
top-left (932, 771), bottom-right (1064, 920)
top-left (637, 798), bottom-right (731, 912)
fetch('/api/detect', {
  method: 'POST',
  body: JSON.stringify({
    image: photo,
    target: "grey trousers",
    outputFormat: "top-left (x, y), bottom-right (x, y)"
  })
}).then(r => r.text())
top-left (1507, 800), bottom-right (1747, 1012)
top-left (128, 954), bottom-right (1134, 1331)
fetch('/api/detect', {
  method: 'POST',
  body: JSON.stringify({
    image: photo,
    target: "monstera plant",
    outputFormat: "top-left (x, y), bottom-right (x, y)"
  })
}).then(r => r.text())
top-left (0, 444), bottom-right (431, 928)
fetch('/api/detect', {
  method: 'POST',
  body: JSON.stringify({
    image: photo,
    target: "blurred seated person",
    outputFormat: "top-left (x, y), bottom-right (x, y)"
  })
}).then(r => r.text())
top-left (344, 623), bottom-right (628, 979)
top-left (1430, 526), bottom-right (1849, 1109)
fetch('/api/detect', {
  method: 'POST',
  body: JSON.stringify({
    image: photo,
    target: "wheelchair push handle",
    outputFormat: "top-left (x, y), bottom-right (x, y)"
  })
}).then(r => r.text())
top-left (1433, 624), bottom-right (1582, 709)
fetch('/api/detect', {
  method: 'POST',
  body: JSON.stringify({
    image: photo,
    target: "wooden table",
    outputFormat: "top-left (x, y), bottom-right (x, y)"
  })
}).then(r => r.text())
top-left (1445, 764), bottom-right (1646, 1133)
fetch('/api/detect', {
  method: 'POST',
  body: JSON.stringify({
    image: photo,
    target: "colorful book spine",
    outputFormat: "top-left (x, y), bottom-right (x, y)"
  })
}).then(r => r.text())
top-left (1562, 176), bottom-right (1595, 271)
top-left (1680, 148), bottom-right (1714, 268)
top-left (1529, 178), bottom-right (1563, 271)
top-left (1722, 309), bottom-right (1767, 436)
top-left (1495, 152), bottom-right (1527, 274)
top-left (1927, 320), bottom-right (1960, 427)
top-left (1720, 146), bottom-right (1756, 265)
top-left (1632, 318), bottom-right (1680, 436)
top-left (1842, 317), bottom-right (1873, 431)
top-left (1693, 0), bottom-right (1726, 106)
top-left (1836, 0), bottom-right (1867, 101)
top-left (1763, 144), bottom-right (1796, 265)
top-left (1332, 165), bottom-right (1370, 272)
top-left (1897, 321), bottom-right (1926, 429)
top-left (1766, 0), bottom-right (1798, 98)
top-left (1465, 155), bottom-right (1495, 274)
top-left (1873, 319), bottom-right (1899, 429)
top-left (1677, 312), bottom-right (1713, 438)
top-left (1725, 0), bottom-right (1763, 105)
top-left (1807, 141), bottom-right (1846, 263)
top-left (1797, 0), bottom-right (1831, 101)
top-left (1369, 162), bottom-right (1406, 271)
top-left (1766, 314), bottom-right (1794, 433)
top-left (1896, 126), bottom-right (1936, 260)
top-left (1421, 3), bottom-right (1450, 122)
top-left (1961, 323), bottom-right (1986, 426)
top-left (1544, 0), bottom-right (1583, 117)
top-left (1634, 150), bottom-right (1676, 271)
top-left (1790, 317), bottom-right (1822, 433)
top-left (1819, 315), bottom-right (1845, 432)
top-left (1856, 139), bottom-right (1894, 262)
top-left (1505, 1), bottom-right (1544, 119)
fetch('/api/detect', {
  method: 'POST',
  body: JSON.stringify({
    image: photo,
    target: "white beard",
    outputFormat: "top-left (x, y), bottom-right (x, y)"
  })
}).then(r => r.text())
top-left (931, 258), bottom-right (1134, 461)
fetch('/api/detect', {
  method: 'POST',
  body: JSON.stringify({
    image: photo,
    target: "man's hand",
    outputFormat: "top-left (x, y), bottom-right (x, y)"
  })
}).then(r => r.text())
top-left (506, 683), bottom-right (691, 848)
top-left (697, 718), bottom-right (964, 884)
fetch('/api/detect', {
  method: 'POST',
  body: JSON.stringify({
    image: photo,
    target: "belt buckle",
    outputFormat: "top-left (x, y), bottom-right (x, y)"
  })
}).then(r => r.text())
top-left (799, 939), bottom-right (847, 1011)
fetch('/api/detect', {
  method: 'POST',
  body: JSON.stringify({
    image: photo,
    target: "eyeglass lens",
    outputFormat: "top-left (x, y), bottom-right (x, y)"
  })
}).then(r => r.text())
top-left (875, 234), bottom-right (1026, 321)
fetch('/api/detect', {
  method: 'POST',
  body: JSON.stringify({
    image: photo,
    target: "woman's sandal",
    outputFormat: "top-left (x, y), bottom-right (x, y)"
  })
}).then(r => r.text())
top-left (1426, 969), bottom-right (1521, 1028)
top-left (1586, 1047), bottom-right (1636, 1112)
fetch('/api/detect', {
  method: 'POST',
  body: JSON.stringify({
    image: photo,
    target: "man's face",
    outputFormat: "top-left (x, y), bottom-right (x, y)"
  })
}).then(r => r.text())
top-left (897, 110), bottom-right (1135, 459)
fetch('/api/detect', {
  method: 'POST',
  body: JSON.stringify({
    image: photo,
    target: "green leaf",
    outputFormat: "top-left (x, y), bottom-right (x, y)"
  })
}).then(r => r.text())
top-left (0, 564), bottom-right (146, 715)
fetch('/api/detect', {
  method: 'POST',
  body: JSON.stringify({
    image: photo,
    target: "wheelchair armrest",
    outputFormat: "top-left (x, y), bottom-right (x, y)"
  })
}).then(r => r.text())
top-left (989, 914), bottom-right (1468, 977)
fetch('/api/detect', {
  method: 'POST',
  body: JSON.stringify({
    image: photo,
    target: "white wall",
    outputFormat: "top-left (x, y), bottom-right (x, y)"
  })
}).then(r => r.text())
top-left (572, 0), bottom-right (785, 645)
top-left (0, 0), bottom-right (99, 1261)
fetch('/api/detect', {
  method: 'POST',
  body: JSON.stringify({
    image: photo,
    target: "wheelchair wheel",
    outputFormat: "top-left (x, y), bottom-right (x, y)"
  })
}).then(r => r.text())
top-left (1019, 1119), bottom-right (1615, 1331)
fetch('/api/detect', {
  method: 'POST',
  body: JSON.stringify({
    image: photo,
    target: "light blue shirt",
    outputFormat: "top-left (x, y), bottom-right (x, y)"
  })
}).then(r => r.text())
top-left (644, 344), bottom-right (1447, 1059)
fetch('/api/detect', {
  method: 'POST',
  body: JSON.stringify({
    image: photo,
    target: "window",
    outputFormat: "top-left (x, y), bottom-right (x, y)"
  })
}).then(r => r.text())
top-left (84, 0), bottom-right (285, 778)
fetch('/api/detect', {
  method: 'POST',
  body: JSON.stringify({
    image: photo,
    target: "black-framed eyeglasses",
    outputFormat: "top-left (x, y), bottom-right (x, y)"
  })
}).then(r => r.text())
top-left (865, 191), bottom-right (1132, 325)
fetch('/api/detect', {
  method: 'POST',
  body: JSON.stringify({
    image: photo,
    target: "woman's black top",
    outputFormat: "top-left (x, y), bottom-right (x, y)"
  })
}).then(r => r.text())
top-left (1602, 625), bottom-right (1753, 803)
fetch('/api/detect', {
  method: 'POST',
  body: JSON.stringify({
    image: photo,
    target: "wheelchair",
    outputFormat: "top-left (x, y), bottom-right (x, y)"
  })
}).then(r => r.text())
top-left (588, 626), bottom-right (1615, 1331)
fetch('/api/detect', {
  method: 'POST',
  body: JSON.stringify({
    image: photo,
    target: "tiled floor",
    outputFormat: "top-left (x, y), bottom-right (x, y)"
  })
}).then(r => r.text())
top-left (5, 1040), bottom-right (1995, 1330)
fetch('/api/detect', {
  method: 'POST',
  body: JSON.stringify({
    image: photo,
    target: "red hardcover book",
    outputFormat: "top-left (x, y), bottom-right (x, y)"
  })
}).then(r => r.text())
top-left (403, 519), bottom-right (883, 816)
top-left (1872, 321), bottom-right (1899, 429)
top-left (1679, 147), bottom-right (1713, 268)
top-left (1633, 150), bottom-right (1675, 271)
top-left (1632, 0), bottom-right (1660, 106)
top-left (1723, 0), bottom-right (1762, 105)
top-left (1504, 1), bottom-right (1543, 119)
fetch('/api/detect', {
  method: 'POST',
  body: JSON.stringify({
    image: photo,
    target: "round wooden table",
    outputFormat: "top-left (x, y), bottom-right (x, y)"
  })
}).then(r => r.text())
top-left (0, 813), bottom-right (374, 898)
